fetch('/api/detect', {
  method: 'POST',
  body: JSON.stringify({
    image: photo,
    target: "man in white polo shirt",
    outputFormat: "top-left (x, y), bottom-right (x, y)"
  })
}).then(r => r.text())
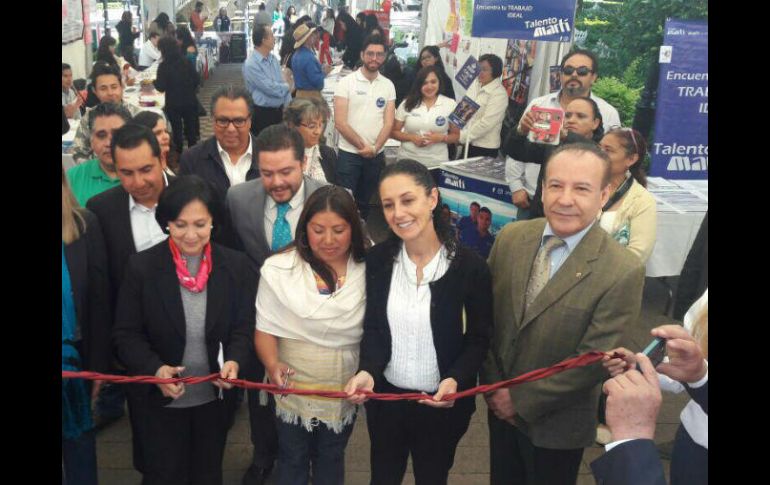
top-left (333, 34), bottom-right (396, 219)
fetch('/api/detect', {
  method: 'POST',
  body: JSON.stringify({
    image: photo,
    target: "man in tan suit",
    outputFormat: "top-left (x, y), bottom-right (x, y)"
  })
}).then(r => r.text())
top-left (482, 142), bottom-right (645, 484)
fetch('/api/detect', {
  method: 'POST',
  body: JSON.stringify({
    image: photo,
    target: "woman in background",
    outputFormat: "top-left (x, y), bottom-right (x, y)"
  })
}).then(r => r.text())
top-left (155, 37), bottom-right (200, 153)
top-left (62, 167), bottom-right (111, 485)
top-left (283, 98), bottom-right (338, 183)
top-left (598, 128), bottom-right (657, 263)
top-left (133, 111), bottom-right (180, 174)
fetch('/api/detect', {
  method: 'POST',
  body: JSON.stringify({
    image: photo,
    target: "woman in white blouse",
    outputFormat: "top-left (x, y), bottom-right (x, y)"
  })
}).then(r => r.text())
top-left (598, 128), bottom-right (657, 263)
top-left (255, 185), bottom-right (370, 484)
top-left (459, 54), bottom-right (509, 159)
top-left (391, 66), bottom-right (460, 166)
top-left (344, 159), bottom-right (493, 484)
top-left (283, 97), bottom-right (338, 183)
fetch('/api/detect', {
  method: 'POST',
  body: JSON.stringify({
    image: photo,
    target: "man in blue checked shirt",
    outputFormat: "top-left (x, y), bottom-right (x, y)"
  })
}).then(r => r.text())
top-left (243, 23), bottom-right (292, 138)
top-left (291, 23), bottom-right (332, 100)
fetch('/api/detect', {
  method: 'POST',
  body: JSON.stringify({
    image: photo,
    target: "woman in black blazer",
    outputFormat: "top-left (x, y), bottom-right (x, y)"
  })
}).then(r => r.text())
top-left (283, 97), bottom-right (338, 184)
top-left (113, 175), bottom-right (255, 485)
top-left (345, 159), bottom-right (493, 484)
top-left (62, 167), bottom-right (111, 485)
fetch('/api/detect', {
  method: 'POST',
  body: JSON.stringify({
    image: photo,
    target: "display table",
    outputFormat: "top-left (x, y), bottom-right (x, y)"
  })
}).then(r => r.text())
top-left (645, 177), bottom-right (708, 278)
top-left (437, 157), bottom-right (518, 235)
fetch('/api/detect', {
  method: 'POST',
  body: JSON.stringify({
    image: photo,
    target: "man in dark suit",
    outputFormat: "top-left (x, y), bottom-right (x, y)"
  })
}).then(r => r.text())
top-left (482, 142), bottom-right (646, 484)
top-left (178, 85), bottom-right (259, 202)
top-left (86, 123), bottom-right (171, 475)
top-left (226, 124), bottom-right (328, 485)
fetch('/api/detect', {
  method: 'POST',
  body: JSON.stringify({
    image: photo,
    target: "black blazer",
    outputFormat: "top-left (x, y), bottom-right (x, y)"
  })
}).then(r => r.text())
top-left (318, 144), bottom-right (338, 184)
top-left (358, 239), bottom-right (493, 402)
top-left (590, 439), bottom-right (666, 485)
top-left (112, 241), bottom-right (257, 406)
top-left (178, 136), bottom-right (260, 203)
top-left (86, 186), bottom-right (137, 316)
top-left (64, 209), bottom-right (112, 373)
top-left (154, 56), bottom-right (199, 109)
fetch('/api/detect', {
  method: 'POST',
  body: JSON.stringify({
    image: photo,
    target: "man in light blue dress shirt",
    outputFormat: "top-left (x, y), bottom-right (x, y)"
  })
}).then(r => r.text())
top-left (242, 23), bottom-right (292, 137)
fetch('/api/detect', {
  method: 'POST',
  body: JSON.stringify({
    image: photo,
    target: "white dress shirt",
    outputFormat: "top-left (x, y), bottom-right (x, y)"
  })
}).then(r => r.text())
top-left (264, 180), bottom-right (306, 245)
top-left (218, 138), bottom-right (253, 187)
top-left (383, 244), bottom-right (450, 392)
top-left (128, 173), bottom-right (169, 251)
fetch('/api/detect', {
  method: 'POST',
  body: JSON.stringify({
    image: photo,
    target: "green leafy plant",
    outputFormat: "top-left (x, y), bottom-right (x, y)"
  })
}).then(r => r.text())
top-left (591, 77), bottom-right (641, 127)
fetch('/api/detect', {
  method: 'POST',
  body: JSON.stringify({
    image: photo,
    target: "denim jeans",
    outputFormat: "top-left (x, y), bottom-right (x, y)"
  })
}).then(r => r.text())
top-left (62, 429), bottom-right (98, 485)
top-left (275, 414), bottom-right (356, 485)
top-left (335, 150), bottom-right (385, 220)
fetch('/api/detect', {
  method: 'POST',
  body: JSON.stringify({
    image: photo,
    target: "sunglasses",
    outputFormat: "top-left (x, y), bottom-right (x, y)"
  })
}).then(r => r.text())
top-left (561, 66), bottom-right (593, 76)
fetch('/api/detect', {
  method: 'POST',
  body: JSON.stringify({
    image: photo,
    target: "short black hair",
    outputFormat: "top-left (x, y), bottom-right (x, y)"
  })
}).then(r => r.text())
top-left (87, 102), bottom-right (132, 131)
top-left (210, 84), bottom-right (254, 116)
top-left (561, 48), bottom-right (599, 74)
top-left (90, 61), bottom-right (122, 87)
top-left (110, 122), bottom-right (162, 164)
top-left (470, 201), bottom-right (480, 208)
top-left (479, 53), bottom-right (503, 78)
top-left (62, 63), bottom-right (72, 72)
top-left (156, 175), bottom-right (223, 236)
top-left (479, 207), bottom-right (492, 216)
top-left (253, 22), bottom-right (270, 47)
top-left (258, 3), bottom-right (266, 10)
top-left (361, 33), bottom-right (386, 53)
top-left (254, 124), bottom-right (305, 165)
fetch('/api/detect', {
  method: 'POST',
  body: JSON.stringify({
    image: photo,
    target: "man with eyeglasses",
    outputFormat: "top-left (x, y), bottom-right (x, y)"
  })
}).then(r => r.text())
top-left (504, 48), bottom-right (621, 219)
top-left (67, 103), bottom-right (132, 206)
top-left (333, 33), bottom-right (396, 220)
top-left (178, 85), bottom-right (260, 203)
top-left (243, 22), bottom-right (292, 138)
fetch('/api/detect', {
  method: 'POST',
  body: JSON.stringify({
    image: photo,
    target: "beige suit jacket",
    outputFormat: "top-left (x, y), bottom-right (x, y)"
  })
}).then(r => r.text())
top-left (481, 218), bottom-right (645, 449)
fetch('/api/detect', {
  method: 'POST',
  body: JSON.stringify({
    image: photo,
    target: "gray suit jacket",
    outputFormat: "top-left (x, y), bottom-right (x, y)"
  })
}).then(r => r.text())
top-left (225, 176), bottom-right (328, 272)
top-left (481, 218), bottom-right (645, 449)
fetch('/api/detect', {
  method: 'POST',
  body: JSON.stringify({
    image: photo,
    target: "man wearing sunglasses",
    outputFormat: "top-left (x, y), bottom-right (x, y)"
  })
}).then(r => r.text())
top-left (178, 85), bottom-right (260, 204)
top-left (504, 48), bottom-right (621, 218)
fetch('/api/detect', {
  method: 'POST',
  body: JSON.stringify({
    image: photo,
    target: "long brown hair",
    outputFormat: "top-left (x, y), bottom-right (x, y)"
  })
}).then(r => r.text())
top-left (292, 185), bottom-right (370, 291)
top-left (62, 166), bottom-right (85, 244)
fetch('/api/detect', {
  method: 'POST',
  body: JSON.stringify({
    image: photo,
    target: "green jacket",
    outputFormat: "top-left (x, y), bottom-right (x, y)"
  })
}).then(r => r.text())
top-left (482, 218), bottom-right (645, 449)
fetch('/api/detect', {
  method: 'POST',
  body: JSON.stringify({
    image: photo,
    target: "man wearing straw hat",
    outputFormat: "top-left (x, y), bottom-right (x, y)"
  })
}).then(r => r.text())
top-left (291, 22), bottom-right (332, 100)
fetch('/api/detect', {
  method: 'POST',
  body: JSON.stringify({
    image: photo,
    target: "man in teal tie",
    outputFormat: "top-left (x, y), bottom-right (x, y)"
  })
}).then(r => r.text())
top-left (224, 123), bottom-right (328, 484)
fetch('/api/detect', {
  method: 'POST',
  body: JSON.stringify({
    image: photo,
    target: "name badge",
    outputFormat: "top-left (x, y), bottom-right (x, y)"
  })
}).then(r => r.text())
top-left (355, 90), bottom-right (367, 95)
top-left (435, 116), bottom-right (447, 127)
top-left (376, 97), bottom-right (386, 108)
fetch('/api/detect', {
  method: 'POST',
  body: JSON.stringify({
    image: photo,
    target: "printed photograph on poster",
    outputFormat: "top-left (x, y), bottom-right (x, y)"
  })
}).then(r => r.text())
top-left (462, 39), bottom-right (472, 54)
top-left (449, 96), bottom-right (481, 129)
top-left (455, 56), bottom-right (481, 90)
top-left (502, 39), bottom-right (537, 99)
top-left (527, 107), bottom-right (564, 145)
top-left (549, 65), bottom-right (562, 93)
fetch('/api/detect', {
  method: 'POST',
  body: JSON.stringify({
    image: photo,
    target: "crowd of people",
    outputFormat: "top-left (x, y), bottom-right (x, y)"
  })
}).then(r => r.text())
top-left (62, 5), bottom-right (708, 485)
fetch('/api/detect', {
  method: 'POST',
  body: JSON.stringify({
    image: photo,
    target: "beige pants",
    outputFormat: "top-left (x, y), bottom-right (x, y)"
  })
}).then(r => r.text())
top-left (295, 89), bottom-right (323, 101)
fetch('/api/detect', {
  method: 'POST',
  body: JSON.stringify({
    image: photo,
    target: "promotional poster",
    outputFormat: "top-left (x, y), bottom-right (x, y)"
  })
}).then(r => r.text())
top-left (472, 0), bottom-right (578, 42)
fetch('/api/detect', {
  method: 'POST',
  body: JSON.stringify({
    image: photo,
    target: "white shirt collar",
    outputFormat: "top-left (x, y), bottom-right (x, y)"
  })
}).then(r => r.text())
top-left (266, 179), bottom-right (306, 211)
top-left (355, 68), bottom-right (380, 83)
top-left (479, 77), bottom-right (503, 93)
top-left (398, 243), bottom-right (448, 287)
top-left (217, 137), bottom-right (253, 164)
top-left (542, 220), bottom-right (595, 252)
top-left (128, 171), bottom-right (169, 211)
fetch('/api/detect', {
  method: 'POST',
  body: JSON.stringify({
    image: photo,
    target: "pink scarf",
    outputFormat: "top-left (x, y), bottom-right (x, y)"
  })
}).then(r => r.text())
top-left (168, 238), bottom-right (212, 293)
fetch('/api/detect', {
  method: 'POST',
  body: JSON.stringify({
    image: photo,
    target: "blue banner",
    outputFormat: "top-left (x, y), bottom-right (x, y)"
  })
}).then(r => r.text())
top-left (456, 56), bottom-right (481, 90)
top-left (650, 19), bottom-right (708, 179)
top-left (471, 0), bottom-right (577, 42)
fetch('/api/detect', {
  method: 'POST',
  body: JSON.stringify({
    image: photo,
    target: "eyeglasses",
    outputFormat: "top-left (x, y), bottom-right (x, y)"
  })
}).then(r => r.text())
top-left (364, 51), bottom-right (386, 59)
top-left (214, 117), bottom-right (249, 128)
top-left (300, 123), bottom-right (322, 130)
top-left (561, 66), bottom-right (593, 76)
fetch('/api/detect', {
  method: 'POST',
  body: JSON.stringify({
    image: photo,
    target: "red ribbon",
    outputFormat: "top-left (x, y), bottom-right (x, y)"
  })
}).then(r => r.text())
top-left (62, 351), bottom-right (612, 402)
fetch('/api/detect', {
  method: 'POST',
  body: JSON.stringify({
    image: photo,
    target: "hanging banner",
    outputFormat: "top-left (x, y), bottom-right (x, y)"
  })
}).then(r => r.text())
top-left (649, 19), bottom-right (708, 180)
top-left (471, 0), bottom-right (577, 42)
top-left (456, 56), bottom-right (480, 90)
